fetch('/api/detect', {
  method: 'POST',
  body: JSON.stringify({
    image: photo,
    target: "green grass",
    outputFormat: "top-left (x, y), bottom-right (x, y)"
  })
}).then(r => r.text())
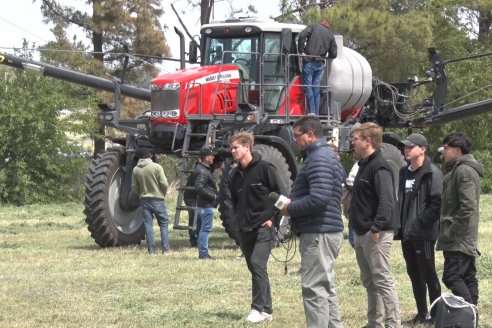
top-left (0, 197), bottom-right (491, 327)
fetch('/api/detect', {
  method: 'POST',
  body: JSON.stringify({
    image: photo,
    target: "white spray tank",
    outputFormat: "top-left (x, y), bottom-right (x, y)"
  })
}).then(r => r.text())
top-left (327, 35), bottom-right (373, 114)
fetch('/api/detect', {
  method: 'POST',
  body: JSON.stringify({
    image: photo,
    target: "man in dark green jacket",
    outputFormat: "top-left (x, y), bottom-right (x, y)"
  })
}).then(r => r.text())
top-left (437, 132), bottom-right (484, 305)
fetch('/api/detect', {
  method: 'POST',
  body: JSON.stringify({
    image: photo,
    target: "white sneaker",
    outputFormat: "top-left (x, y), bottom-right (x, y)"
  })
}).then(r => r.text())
top-left (261, 312), bottom-right (273, 321)
top-left (245, 309), bottom-right (264, 323)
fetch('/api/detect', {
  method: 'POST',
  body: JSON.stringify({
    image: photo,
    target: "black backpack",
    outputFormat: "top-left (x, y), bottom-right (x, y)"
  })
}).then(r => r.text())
top-left (430, 293), bottom-right (478, 328)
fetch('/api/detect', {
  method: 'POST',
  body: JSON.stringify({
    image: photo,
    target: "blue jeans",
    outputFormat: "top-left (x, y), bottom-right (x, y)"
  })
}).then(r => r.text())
top-left (302, 60), bottom-right (325, 115)
top-left (348, 227), bottom-right (355, 248)
top-left (141, 198), bottom-right (170, 253)
top-left (197, 207), bottom-right (214, 258)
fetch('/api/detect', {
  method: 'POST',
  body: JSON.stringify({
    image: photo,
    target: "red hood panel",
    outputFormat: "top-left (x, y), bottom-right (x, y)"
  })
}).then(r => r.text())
top-left (152, 64), bottom-right (239, 85)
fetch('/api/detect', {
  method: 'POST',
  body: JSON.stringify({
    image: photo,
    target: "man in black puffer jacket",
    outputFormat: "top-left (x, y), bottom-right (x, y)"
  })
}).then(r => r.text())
top-left (194, 147), bottom-right (219, 260)
top-left (398, 133), bottom-right (443, 325)
top-left (281, 116), bottom-right (344, 328)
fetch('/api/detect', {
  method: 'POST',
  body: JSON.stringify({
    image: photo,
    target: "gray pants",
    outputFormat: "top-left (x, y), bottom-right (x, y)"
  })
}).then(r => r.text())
top-left (300, 232), bottom-right (344, 328)
top-left (354, 231), bottom-right (401, 328)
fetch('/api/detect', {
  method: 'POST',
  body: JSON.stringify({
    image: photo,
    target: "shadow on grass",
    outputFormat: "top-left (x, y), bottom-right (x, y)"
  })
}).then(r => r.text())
top-left (214, 310), bottom-right (243, 321)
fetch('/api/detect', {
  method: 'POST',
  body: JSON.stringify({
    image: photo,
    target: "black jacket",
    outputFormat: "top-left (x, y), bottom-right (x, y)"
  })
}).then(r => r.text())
top-left (349, 149), bottom-right (400, 235)
top-left (398, 156), bottom-right (443, 241)
top-left (229, 153), bottom-right (286, 232)
top-left (194, 162), bottom-right (218, 208)
top-left (298, 23), bottom-right (337, 59)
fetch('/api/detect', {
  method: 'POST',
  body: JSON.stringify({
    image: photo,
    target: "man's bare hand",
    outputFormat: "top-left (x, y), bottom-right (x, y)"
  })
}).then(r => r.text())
top-left (371, 232), bottom-right (380, 242)
top-left (261, 220), bottom-right (273, 228)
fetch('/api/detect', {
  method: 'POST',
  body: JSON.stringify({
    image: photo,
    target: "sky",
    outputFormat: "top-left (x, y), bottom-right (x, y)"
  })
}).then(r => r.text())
top-left (0, 0), bottom-right (281, 72)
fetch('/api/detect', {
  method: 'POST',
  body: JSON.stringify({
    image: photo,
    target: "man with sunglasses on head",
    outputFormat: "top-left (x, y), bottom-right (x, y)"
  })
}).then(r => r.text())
top-left (398, 133), bottom-right (443, 325)
top-left (281, 115), bottom-right (344, 327)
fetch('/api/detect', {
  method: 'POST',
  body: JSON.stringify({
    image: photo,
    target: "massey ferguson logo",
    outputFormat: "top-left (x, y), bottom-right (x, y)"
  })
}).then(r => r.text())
top-left (192, 70), bottom-right (240, 85)
top-left (205, 73), bottom-right (232, 82)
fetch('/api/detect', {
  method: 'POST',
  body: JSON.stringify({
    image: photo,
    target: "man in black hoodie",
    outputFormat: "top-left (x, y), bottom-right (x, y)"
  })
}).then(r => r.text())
top-left (398, 133), bottom-right (443, 325)
top-left (229, 132), bottom-right (286, 324)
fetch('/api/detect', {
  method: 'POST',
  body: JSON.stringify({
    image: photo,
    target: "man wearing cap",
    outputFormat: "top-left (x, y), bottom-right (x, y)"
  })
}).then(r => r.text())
top-left (131, 148), bottom-right (171, 254)
top-left (298, 19), bottom-right (337, 115)
top-left (398, 133), bottom-right (443, 324)
top-left (194, 147), bottom-right (219, 260)
top-left (437, 132), bottom-right (484, 306)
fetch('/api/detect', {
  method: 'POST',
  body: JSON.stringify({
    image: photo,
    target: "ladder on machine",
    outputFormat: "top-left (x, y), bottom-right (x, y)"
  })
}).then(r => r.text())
top-left (173, 120), bottom-right (219, 231)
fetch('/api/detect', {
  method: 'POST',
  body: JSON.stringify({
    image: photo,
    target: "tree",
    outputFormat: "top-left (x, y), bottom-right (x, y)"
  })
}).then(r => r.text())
top-left (37, 0), bottom-right (171, 76)
top-left (0, 50), bottom-right (98, 204)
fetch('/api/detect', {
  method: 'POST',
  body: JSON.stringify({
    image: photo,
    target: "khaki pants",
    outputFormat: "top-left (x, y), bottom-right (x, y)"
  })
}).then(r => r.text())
top-left (354, 230), bottom-right (401, 328)
top-left (300, 232), bottom-right (344, 328)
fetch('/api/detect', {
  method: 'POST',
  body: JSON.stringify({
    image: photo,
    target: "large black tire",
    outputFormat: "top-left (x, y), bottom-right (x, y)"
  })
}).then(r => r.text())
top-left (380, 143), bottom-right (406, 191)
top-left (84, 148), bottom-right (144, 247)
top-left (218, 144), bottom-right (293, 245)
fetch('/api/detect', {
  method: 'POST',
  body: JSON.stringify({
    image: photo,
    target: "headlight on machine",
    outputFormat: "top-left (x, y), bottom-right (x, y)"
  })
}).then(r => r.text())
top-left (151, 110), bottom-right (180, 118)
top-left (163, 83), bottom-right (180, 90)
top-left (150, 82), bottom-right (180, 90)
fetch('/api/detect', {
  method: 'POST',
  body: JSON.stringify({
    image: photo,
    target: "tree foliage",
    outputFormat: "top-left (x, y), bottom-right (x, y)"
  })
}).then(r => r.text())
top-left (0, 57), bottom-right (98, 204)
top-left (37, 0), bottom-right (171, 78)
top-left (277, 0), bottom-right (492, 191)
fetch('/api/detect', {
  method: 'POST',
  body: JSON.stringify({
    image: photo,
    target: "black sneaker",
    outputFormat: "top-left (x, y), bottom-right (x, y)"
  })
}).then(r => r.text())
top-left (403, 313), bottom-right (431, 325)
top-left (199, 255), bottom-right (214, 260)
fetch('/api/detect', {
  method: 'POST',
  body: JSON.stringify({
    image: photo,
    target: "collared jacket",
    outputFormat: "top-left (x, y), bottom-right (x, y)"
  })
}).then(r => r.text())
top-left (194, 161), bottom-right (218, 208)
top-left (298, 23), bottom-right (337, 60)
top-left (131, 158), bottom-right (168, 200)
top-left (437, 154), bottom-right (484, 257)
top-left (349, 148), bottom-right (400, 235)
top-left (229, 153), bottom-right (286, 232)
top-left (398, 156), bottom-right (443, 241)
top-left (288, 139), bottom-right (344, 234)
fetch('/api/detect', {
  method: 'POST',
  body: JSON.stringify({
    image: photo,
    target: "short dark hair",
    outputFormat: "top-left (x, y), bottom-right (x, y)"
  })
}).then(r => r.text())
top-left (442, 132), bottom-right (471, 154)
top-left (137, 147), bottom-right (152, 158)
top-left (293, 116), bottom-right (323, 138)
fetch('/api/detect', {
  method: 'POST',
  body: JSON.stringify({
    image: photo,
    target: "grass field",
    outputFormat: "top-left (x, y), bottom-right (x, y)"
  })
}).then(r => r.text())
top-left (0, 196), bottom-right (491, 327)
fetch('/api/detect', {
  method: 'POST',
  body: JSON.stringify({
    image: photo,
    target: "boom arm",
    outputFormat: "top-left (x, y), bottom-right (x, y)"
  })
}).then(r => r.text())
top-left (0, 52), bottom-right (151, 102)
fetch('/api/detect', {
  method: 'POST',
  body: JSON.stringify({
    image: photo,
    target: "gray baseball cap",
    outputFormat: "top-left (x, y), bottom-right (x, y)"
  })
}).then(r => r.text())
top-left (400, 133), bottom-right (428, 148)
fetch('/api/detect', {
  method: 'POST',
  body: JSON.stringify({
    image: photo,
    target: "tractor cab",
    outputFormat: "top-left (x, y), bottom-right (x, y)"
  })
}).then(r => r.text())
top-left (196, 18), bottom-right (306, 118)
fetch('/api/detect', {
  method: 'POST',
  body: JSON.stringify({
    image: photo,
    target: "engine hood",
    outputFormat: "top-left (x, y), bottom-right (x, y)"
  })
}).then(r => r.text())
top-left (151, 64), bottom-right (241, 86)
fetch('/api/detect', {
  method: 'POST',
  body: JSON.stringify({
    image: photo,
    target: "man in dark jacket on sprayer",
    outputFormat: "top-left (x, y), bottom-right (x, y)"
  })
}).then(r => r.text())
top-left (398, 133), bottom-right (442, 324)
top-left (298, 20), bottom-right (337, 115)
top-left (281, 115), bottom-right (344, 328)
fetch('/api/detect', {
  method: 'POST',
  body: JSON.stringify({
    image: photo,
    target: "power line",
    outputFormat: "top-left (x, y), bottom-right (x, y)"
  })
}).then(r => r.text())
top-left (0, 15), bottom-right (49, 44)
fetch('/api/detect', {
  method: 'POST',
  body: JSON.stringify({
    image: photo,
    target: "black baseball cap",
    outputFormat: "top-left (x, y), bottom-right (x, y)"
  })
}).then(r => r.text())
top-left (199, 147), bottom-right (217, 158)
top-left (400, 133), bottom-right (428, 148)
